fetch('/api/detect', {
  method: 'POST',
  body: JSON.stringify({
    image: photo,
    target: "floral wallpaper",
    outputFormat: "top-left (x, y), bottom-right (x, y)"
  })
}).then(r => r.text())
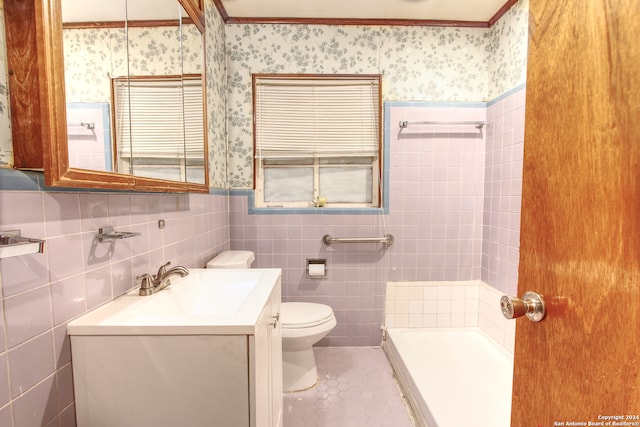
top-left (0, 0), bottom-right (11, 167)
top-left (63, 25), bottom-right (202, 103)
top-left (487, 0), bottom-right (529, 99)
top-left (225, 0), bottom-right (529, 188)
top-left (0, 0), bottom-right (528, 186)
top-left (205, 0), bottom-right (228, 189)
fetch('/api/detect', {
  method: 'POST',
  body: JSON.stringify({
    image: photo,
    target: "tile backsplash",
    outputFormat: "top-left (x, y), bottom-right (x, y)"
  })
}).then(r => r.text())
top-left (385, 280), bottom-right (516, 354)
top-left (385, 280), bottom-right (480, 329)
top-left (0, 191), bottom-right (229, 426)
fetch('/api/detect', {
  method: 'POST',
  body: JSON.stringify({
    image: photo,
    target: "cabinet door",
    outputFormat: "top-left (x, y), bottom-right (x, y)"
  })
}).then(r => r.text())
top-left (269, 281), bottom-right (283, 427)
top-left (249, 281), bottom-right (283, 427)
top-left (72, 335), bottom-right (250, 427)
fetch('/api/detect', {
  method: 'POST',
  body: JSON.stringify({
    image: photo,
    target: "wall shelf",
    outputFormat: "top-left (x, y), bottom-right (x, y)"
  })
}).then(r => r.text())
top-left (0, 230), bottom-right (46, 259)
top-left (97, 226), bottom-right (141, 243)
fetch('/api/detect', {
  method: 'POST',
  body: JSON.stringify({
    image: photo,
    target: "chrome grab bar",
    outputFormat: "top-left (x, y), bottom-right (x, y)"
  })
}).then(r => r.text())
top-left (322, 234), bottom-right (394, 246)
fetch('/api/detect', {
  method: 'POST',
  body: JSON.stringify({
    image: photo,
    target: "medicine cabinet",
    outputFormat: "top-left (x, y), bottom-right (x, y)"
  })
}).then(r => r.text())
top-left (4, 0), bottom-right (208, 192)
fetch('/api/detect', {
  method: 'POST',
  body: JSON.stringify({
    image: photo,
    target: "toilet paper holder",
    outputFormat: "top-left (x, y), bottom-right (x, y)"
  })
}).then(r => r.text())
top-left (306, 258), bottom-right (328, 279)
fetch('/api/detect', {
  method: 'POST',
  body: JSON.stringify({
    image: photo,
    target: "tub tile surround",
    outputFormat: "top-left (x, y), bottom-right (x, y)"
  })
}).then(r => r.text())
top-left (385, 280), bottom-right (516, 354)
top-left (482, 84), bottom-right (527, 296)
top-left (0, 191), bottom-right (230, 426)
top-left (231, 86), bottom-right (525, 348)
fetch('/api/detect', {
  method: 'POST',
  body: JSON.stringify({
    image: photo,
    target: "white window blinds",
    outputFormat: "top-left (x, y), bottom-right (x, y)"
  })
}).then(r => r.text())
top-left (115, 76), bottom-right (204, 158)
top-left (254, 77), bottom-right (380, 159)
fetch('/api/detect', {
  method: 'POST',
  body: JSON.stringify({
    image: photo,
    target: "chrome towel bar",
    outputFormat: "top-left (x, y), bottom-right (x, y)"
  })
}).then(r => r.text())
top-left (398, 120), bottom-right (486, 129)
top-left (322, 234), bottom-right (394, 246)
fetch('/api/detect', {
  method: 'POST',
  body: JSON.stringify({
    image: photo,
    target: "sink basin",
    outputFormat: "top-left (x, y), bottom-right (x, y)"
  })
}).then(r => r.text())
top-left (68, 267), bottom-right (283, 427)
top-left (68, 268), bottom-right (281, 335)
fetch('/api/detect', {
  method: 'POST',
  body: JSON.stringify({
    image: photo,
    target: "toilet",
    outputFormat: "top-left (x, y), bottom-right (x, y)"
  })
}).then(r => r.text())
top-left (206, 250), bottom-right (337, 393)
top-left (279, 301), bottom-right (336, 392)
top-left (206, 250), bottom-right (255, 269)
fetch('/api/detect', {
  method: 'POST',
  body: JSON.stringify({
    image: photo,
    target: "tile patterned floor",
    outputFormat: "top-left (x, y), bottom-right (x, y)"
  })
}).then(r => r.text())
top-left (283, 347), bottom-right (415, 427)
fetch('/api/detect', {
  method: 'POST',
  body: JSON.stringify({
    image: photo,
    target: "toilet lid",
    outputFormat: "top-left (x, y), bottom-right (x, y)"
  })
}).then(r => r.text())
top-left (280, 303), bottom-right (334, 328)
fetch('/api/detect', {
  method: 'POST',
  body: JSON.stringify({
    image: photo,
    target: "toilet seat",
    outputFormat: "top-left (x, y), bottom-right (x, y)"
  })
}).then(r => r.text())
top-left (281, 302), bottom-right (334, 329)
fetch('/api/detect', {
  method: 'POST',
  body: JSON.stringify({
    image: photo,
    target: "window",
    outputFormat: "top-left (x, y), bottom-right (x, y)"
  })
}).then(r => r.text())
top-left (112, 75), bottom-right (205, 183)
top-left (253, 75), bottom-right (382, 208)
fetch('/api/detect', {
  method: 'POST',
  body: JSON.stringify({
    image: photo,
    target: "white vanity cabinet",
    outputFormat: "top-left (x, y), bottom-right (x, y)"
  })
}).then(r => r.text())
top-left (68, 269), bottom-right (283, 427)
top-left (251, 278), bottom-right (283, 427)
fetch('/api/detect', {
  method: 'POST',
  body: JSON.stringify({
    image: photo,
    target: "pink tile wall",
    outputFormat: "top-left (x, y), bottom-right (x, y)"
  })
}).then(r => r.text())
top-left (482, 86), bottom-right (526, 295)
top-left (0, 191), bottom-right (229, 427)
top-left (230, 102), bottom-right (488, 346)
top-left (388, 104), bottom-right (486, 282)
top-left (230, 196), bottom-right (389, 346)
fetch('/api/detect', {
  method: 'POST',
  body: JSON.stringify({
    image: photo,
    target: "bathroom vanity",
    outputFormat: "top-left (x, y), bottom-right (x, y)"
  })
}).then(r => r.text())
top-left (67, 269), bottom-right (283, 427)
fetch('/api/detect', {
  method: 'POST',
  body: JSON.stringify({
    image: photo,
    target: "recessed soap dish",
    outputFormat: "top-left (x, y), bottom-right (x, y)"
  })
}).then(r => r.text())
top-left (97, 226), bottom-right (142, 243)
top-left (0, 230), bottom-right (46, 259)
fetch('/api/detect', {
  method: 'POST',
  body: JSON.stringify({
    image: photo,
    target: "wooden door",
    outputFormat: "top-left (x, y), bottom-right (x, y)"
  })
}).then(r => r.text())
top-left (512, 0), bottom-right (640, 425)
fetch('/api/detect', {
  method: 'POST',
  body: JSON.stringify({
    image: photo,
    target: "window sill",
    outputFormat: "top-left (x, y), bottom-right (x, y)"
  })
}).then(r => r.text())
top-left (249, 206), bottom-right (387, 215)
top-left (228, 189), bottom-right (389, 215)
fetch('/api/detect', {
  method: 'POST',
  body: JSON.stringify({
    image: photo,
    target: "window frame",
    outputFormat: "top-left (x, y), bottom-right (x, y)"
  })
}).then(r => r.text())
top-left (252, 74), bottom-right (383, 209)
top-left (111, 74), bottom-right (204, 180)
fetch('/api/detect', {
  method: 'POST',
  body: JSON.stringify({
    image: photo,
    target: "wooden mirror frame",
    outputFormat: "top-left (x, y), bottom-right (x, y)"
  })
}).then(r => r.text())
top-left (4, 0), bottom-right (209, 192)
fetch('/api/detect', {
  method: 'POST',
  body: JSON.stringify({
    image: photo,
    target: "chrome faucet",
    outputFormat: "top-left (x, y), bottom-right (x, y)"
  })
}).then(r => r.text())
top-left (137, 262), bottom-right (189, 296)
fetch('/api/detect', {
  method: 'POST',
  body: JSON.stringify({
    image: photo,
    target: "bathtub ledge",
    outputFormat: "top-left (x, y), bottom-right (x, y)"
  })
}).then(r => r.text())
top-left (383, 327), bottom-right (513, 427)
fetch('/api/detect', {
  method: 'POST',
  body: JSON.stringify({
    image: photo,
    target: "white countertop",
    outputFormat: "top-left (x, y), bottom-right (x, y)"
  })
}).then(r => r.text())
top-left (68, 268), bottom-right (281, 336)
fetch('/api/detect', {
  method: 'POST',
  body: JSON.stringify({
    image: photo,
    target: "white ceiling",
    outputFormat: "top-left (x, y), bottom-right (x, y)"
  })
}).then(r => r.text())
top-left (62, 0), bottom-right (184, 23)
top-left (62, 0), bottom-right (514, 25)
top-left (218, 0), bottom-right (512, 23)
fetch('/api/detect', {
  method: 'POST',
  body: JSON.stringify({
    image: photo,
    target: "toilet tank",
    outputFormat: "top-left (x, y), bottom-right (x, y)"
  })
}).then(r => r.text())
top-left (206, 250), bottom-right (255, 269)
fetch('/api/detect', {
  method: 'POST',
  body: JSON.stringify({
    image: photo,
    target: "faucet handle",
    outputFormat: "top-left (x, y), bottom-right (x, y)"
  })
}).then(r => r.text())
top-left (136, 273), bottom-right (155, 295)
top-left (155, 261), bottom-right (171, 279)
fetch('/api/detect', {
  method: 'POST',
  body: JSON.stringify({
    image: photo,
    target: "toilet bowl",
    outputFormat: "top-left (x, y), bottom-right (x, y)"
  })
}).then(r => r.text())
top-left (280, 302), bottom-right (336, 392)
top-left (206, 250), bottom-right (337, 393)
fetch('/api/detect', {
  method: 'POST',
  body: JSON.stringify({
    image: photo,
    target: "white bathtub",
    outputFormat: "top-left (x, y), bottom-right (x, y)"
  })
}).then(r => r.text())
top-left (383, 327), bottom-right (513, 427)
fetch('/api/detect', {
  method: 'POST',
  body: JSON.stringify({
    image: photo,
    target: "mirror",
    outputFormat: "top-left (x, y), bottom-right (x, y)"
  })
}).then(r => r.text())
top-left (9, 0), bottom-right (208, 192)
top-left (61, 0), bottom-right (206, 186)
